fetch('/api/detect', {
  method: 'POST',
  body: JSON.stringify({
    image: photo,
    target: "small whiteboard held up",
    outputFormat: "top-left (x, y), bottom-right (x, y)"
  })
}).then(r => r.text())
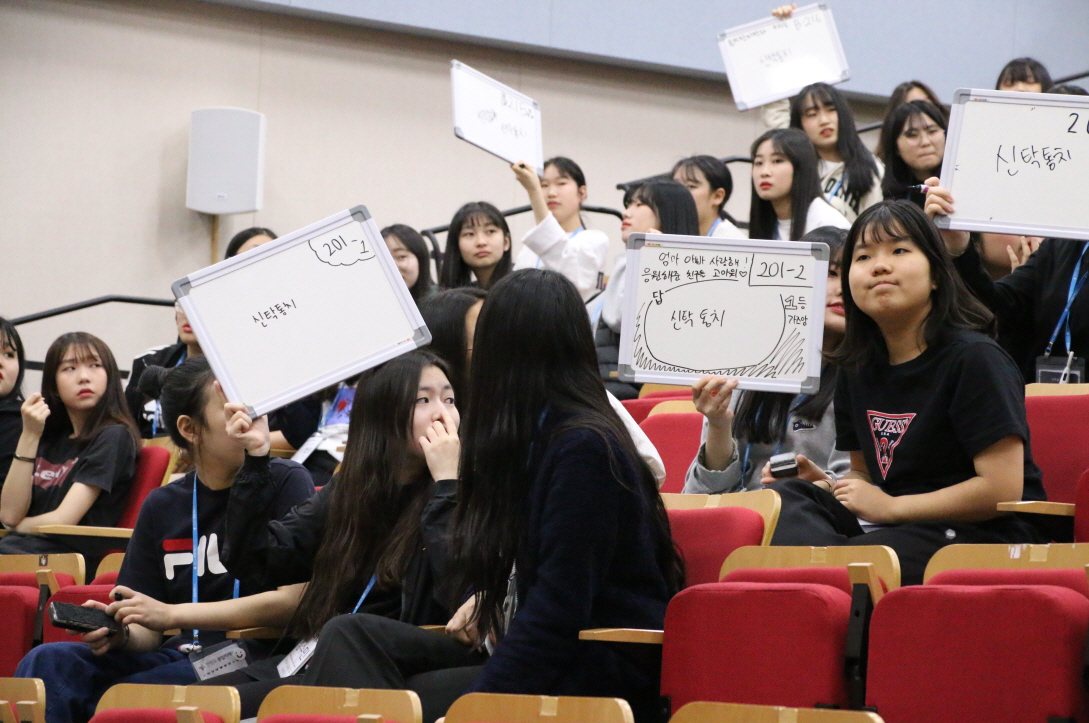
top-left (936, 88), bottom-right (1089, 240)
top-left (619, 234), bottom-right (829, 393)
top-left (173, 206), bottom-right (429, 417)
top-left (718, 3), bottom-right (849, 111)
top-left (451, 60), bottom-right (544, 175)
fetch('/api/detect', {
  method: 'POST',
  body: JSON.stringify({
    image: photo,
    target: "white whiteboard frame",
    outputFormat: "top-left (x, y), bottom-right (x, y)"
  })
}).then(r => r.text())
top-left (172, 206), bottom-right (429, 417)
top-left (937, 88), bottom-right (1089, 241)
top-left (618, 233), bottom-right (829, 393)
top-left (451, 60), bottom-right (544, 176)
top-left (717, 3), bottom-right (850, 112)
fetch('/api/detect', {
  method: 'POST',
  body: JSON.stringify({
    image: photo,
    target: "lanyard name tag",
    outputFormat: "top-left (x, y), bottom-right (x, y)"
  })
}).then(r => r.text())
top-left (1036, 353), bottom-right (1086, 384)
top-left (276, 638), bottom-right (317, 678)
top-left (190, 641), bottom-right (250, 681)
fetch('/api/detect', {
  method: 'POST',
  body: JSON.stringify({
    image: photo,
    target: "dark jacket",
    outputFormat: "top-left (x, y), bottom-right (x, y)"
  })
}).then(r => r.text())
top-left (0, 394), bottom-right (22, 487)
top-left (954, 240), bottom-right (1089, 382)
top-left (221, 455), bottom-right (457, 626)
top-left (126, 342), bottom-right (188, 439)
top-left (469, 424), bottom-right (676, 723)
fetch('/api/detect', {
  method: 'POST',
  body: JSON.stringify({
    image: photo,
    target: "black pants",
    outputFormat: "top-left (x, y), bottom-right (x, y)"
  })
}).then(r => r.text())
top-left (196, 657), bottom-right (298, 718)
top-left (304, 614), bottom-right (484, 723)
top-left (768, 479), bottom-right (1047, 585)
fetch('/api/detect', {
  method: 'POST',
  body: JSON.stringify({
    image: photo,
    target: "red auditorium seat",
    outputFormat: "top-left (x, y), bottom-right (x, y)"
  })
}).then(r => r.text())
top-left (667, 506), bottom-right (766, 586)
top-left (43, 553), bottom-right (127, 644)
top-left (621, 397), bottom-right (667, 425)
top-left (639, 412), bottom-right (704, 493)
top-left (0, 554), bottom-right (84, 676)
top-left (1024, 393), bottom-right (1089, 504)
top-left (256, 685), bottom-right (422, 723)
top-left (91, 684), bottom-right (239, 723)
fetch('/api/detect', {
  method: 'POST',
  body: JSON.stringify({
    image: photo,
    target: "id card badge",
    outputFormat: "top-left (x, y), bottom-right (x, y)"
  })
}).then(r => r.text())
top-left (189, 640), bottom-right (251, 681)
top-left (1036, 354), bottom-right (1086, 384)
top-left (276, 638), bottom-right (317, 678)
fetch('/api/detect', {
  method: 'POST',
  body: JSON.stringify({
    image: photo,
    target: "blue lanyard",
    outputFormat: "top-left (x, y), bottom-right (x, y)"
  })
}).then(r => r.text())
top-left (188, 475), bottom-right (239, 652)
top-left (708, 218), bottom-right (721, 237)
top-left (152, 352), bottom-right (187, 436)
top-left (351, 575), bottom-right (378, 614)
top-left (1045, 243), bottom-right (1089, 357)
top-left (741, 395), bottom-right (810, 481)
top-left (828, 176), bottom-right (844, 200)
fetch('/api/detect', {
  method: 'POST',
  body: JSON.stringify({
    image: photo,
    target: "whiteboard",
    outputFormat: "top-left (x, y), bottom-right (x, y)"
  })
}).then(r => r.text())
top-left (619, 234), bottom-right (829, 393)
top-left (451, 60), bottom-right (544, 176)
top-left (172, 206), bottom-right (429, 417)
top-left (936, 88), bottom-right (1089, 240)
top-left (717, 3), bottom-right (849, 112)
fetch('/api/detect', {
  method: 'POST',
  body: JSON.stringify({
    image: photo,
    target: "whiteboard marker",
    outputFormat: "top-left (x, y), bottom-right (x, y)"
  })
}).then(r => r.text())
top-left (907, 185), bottom-right (930, 195)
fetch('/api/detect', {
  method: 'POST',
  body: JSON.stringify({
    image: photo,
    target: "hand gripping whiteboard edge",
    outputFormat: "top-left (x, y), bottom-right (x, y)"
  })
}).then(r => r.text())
top-left (172, 205), bottom-right (431, 418)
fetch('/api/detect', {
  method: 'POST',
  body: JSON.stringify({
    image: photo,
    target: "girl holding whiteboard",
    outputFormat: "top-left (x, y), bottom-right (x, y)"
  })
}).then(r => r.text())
top-left (683, 226), bottom-right (851, 495)
top-left (747, 128), bottom-right (850, 242)
top-left (767, 201), bottom-right (1046, 585)
top-left (594, 180), bottom-right (700, 400)
top-left (439, 202), bottom-right (513, 290)
top-left (0, 332), bottom-right (138, 554)
top-left (510, 158), bottom-right (610, 301)
top-left (672, 155), bottom-right (746, 239)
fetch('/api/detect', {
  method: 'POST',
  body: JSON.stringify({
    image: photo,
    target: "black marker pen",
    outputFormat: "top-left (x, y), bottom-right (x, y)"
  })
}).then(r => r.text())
top-left (907, 185), bottom-right (930, 195)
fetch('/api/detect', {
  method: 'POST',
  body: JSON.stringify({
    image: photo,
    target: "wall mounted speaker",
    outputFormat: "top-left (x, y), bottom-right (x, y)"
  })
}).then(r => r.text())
top-left (186, 107), bottom-right (265, 215)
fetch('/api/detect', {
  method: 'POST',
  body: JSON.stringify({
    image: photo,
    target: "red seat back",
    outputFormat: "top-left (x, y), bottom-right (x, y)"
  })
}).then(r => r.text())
top-left (117, 446), bottom-right (171, 529)
top-left (722, 567), bottom-right (854, 595)
top-left (661, 581), bottom-right (852, 713)
top-left (928, 567), bottom-right (1089, 598)
top-left (1025, 394), bottom-right (1089, 503)
top-left (867, 584), bottom-right (1089, 723)
top-left (90, 710), bottom-right (223, 723)
top-left (621, 398), bottom-right (666, 425)
top-left (1076, 468), bottom-right (1089, 543)
top-left (667, 507), bottom-right (764, 587)
top-left (639, 413), bottom-right (704, 493)
top-left (43, 584), bottom-right (118, 644)
top-left (0, 573), bottom-right (76, 589)
top-left (0, 586), bottom-right (40, 676)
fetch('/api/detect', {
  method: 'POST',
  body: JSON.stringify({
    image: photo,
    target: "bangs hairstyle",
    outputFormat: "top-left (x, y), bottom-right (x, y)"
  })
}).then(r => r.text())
top-left (0, 318), bottom-right (26, 402)
top-left (545, 156), bottom-right (586, 188)
top-left (876, 81), bottom-right (947, 160)
top-left (733, 226), bottom-right (848, 444)
top-left (419, 287), bottom-right (487, 397)
top-left (225, 227), bottom-right (277, 259)
top-left (996, 57), bottom-right (1053, 91)
top-left (790, 82), bottom-right (880, 213)
top-left (292, 350), bottom-right (453, 641)
top-left (880, 101), bottom-right (948, 200)
top-left (41, 332), bottom-right (139, 447)
top-left (439, 201), bottom-right (512, 290)
top-left (829, 201), bottom-right (995, 370)
top-left (137, 356), bottom-right (216, 452)
top-left (748, 128), bottom-right (822, 241)
top-left (450, 269), bottom-right (684, 645)
top-left (672, 155), bottom-right (739, 227)
top-left (627, 179), bottom-right (701, 236)
top-left (381, 224), bottom-right (435, 301)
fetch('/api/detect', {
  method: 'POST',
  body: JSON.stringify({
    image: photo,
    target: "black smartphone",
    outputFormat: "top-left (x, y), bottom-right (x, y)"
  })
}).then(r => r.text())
top-left (48, 601), bottom-right (122, 634)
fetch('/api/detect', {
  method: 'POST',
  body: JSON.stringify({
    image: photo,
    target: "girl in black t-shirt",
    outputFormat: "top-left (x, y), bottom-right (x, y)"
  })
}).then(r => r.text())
top-left (0, 332), bottom-right (139, 553)
top-left (769, 201), bottom-right (1046, 585)
top-left (0, 318), bottom-right (27, 485)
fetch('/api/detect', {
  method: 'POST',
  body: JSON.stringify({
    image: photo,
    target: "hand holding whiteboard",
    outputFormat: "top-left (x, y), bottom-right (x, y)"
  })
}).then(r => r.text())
top-left (451, 60), bottom-right (544, 176)
top-left (619, 234), bottom-right (828, 393)
top-left (936, 88), bottom-right (1089, 240)
top-left (718, 3), bottom-right (849, 111)
top-left (173, 206), bottom-right (429, 417)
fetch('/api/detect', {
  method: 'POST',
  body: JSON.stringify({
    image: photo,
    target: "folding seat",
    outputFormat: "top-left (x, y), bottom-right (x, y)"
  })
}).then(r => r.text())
top-left (89, 684), bottom-right (239, 723)
top-left (670, 700), bottom-right (884, 723)
top-left (445, 693), bottom-right (632, 723)
top-left (43, 553), bottom-right (126, 644)
top-left (257, 685), bottom-right (422, 723)
top-left (0, 677), bottom-right (46, 723)
top-left (639, 413), bottom-right (704, 493)
top-left (0, 554), bottom-right (85, 677)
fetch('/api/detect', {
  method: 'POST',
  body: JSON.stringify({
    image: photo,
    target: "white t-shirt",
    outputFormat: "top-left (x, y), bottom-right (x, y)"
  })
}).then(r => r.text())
top-left (818, 156), bottom-right (884, 222)
top-left (709, 217), bottom-right (747, 239)
top-left (775, 197), bottom-right (851, 241)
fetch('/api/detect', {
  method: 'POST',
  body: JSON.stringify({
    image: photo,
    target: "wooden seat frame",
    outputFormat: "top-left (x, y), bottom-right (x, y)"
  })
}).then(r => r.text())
top-left (662, 490), bottom-right (781, 546)
top-left (923, 542), bottom-right (1089, 583)
top-left (671, 700), bottom-right (883, 723)
top-left (96, 684), bottom-right (240, 723)
top-left (257, 685), bottom-right (421, 723)
top-left (446, 693), bottom-right (632, 723)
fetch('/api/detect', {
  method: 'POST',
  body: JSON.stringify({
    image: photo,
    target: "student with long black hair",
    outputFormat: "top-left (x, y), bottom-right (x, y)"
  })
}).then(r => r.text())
top-left (214, 350), bottom-right (471, 719)
top-left (0, 318), bottom-right (26, 485)
top-left (672, 155), bottom-right (745, 239)
top-left (768, 201), bottom-right (1046, 585)
top-left (594, 179), bottom-right (700, 399)
top-left (748, 128), bottom-right (850, 241)
top-left (511, 158), bottom-right (610, 301)
top-left (419, 289), bottom-right (487, 397)
top-left (684, 227), bottom-right (850, 494)
top-left (0, 332), bottom-right (138, 553)
top-left (789, 82), bottom-right (884, 221)
top-left (876, 81), bottom-right (947, 161)
top-left (382, 224), bottom-right (435, 303)
top-left (16, 356), bottom-right (311, 723)
top-left (880, 100), bottom-right (947, 203)
top-left (996, 57), bottom-right (1053, 93)
top-left (439, 202), bottom-right (513, 290)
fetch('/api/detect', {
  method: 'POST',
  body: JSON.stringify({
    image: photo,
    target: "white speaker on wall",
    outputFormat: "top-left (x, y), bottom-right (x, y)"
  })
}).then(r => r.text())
top-left (186, 107), bottom-right (266, 215)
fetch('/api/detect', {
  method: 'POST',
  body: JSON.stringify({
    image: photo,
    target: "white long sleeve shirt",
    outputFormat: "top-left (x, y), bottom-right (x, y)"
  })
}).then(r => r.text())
top-left (514, 213), bottom-right (610, 301)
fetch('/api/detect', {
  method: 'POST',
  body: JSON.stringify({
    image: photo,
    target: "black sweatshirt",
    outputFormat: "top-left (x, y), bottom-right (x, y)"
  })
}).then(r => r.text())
top-left (221, 457), bottom-right (457, 626)
top-left (467, 424), bottom-right (675, 723)
top-left (955, 240), bottom-right (1089, 382)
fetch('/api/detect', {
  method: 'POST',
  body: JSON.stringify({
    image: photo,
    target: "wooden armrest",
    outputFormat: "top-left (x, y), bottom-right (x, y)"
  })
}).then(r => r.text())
top-left (269, 447), bottom-right (295, 459)
top-left (419, 625), bottom-right (447, 633)
top-left (36, 524), bottom-right (134, 538)
top-left (997, 501), bottom-right (1075, 516)
top-left (36, 569), bottom-right (61, 595)
top-left (227, 627), bottom-right (285, 639)
top-left (578, 628), bottom-right (663, 644)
